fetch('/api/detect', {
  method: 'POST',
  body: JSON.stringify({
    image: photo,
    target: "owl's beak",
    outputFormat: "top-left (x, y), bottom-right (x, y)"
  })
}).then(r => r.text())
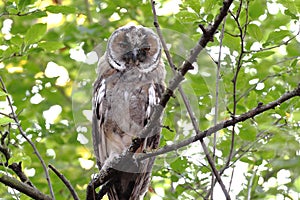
top-left (122, 48), bottom-right (140, 66)
top-left (132, 48), bottom-right (138, 64)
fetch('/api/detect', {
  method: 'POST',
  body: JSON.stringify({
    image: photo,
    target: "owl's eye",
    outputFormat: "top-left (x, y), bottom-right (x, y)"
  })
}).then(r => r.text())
top-left (141, 45), bottom-right (150, 52)
top-left (118, 42), bottom-right (129, 49)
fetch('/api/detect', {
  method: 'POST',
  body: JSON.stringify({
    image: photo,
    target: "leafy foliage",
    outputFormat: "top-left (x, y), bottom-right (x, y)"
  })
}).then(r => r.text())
top-left (0, 0), bottom-right (299, 199)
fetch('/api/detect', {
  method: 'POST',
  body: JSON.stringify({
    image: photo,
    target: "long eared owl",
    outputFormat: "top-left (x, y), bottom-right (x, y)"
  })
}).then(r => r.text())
top-left (92, 25), bottom-right (166, 200)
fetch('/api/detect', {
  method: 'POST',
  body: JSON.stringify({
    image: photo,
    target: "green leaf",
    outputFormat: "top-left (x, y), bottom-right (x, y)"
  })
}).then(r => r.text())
top-left (0, 91), bottom-right (8, 97)
top-left (248, 24), bottom-right (263, 41)
top-left (249, 0), bottom-right (266, 19)
top-left (294, 176), bottom-right (300, 192)
top-left (203, 0), bottom-right (216, 13)
top-left (24, 23), bottom-right (47, 44)
top-left (171, 174), bottom-right (179, 182)
top-left (290, 59), bottom-right (298, 67)
top-left (30, 10), bottom-right (48, 18)
top-left (18, 0), bottom-right (34, 11)
top-left (267, 30), bottom-right (290, 43)
top-left (9, 148), bottom-right (32, 166)
top-left (284, 9), bottom-right (298, 19)
top-left (287, 42), bottom-right (300, 56)
top-left (10, 35), bottom-right (23, 46)
top-left (6, 4), bottom-right (19, 14)
top-left (223, 35), bottom-right (240, 52)
top-left (175, 11), bottom-right (199, 23)
top-left (46, 5), bottom-right (76, 14)
top-left (0, 117), bottom-right (14, 126)
top-left (170, 157), bottom-right (188, 173)
top-left (239, 125), bottom-right (257, 141)
top-left (292, 111), bottom-right (300, 121)
top-left (252, 51), bottom-right (275, 59)
top-left (38, 41), bottom-right (65, 51)
top-left (182, 0), bottom-right (201, 13)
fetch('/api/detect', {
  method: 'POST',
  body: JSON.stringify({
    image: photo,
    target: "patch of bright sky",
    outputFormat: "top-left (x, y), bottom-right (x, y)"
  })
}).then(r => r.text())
top-left (77, 133), bottom-right (89, 145)
top-left (43, 105), bottom-right (62, 129)
top-left (24, 168), bottom-right (35, 177)
top-left (69, 42), bottom-right (87, 62)
top-left (46, 149), bottom-right (56, 159)
top-left (45, 61), bottom-right (70, 86)
top-left (82, 110), bottom-right (93, 122)
top-left (86, 51), bottom-right (99, 65)
top-left (78, 158), bottom-right (94, 170)
top-left (156, 0), bottom-right (181, 15)
top-left (1, 19), bottom-right (13, 40)
top-left (30, 93), bottom-right (45, 104)
top-left (77, 126), bottom-right (89, 145)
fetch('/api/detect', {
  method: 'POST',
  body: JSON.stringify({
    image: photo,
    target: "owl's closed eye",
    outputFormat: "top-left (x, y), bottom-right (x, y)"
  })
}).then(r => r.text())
top-left (107, 25), bottom-right (162, 72)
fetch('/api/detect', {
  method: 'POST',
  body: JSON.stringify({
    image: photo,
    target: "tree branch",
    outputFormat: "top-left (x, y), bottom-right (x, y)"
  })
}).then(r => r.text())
top-left (9, 162), bottom-right (36, 188)
top-left (0, 76), bottom-right (55, 200)
top-left (150, 1), bottom-right (230, 195)
top-left (0, 171), bottom-right (52, 200)
top-left (49, 164), bottom-right (80, 200)
top-left (138, 83), bottom-right (300, 160)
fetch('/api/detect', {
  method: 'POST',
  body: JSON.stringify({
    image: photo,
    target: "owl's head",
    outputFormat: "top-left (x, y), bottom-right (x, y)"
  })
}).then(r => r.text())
top-left (106, 25), bottom-right (162, 73)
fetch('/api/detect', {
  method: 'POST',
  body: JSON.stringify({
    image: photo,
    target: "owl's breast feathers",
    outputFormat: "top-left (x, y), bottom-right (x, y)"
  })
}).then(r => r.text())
top-left (93, 65), bottom-right (165, 161)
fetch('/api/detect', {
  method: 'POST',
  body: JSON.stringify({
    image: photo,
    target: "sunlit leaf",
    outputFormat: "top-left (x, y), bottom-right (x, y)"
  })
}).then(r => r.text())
top-left (266, 30), bottom-right (291, 44)
top-left (0, 91), bottom-right (8, 97)
top-left (239, 125), bottom-right (256, 141)
top-left (287, 42), bottom-right (300, 56)
top-left (0, 117), bottom-right (14, 126)
top-left (38, 41), bottom-right (65, 51)
top-left (24, 23), bottom-right (47, 44)
top-left (45, 5), bottom-right (77, 14)
top-left (252, 51), bottom-right (275, 59)
top-left (170, 157), bottom-right (188, 173)
top-left (248, 24), bottom-right (263, 41)
top-left (294, 176), bottom-right (300, 192)
top-left (249, 0), bottom-right (266, 19)
top-left (175, 11), bottom-right (199, 23)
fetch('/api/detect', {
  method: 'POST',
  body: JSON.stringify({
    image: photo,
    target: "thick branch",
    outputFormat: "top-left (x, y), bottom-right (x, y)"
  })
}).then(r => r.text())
top-left (0, 171), bottom-right (52, 200)
top-left (0, 76), bottom-right (55, 199)
top-left (9, 162), bottom-right (36, 188)
top-left (138, 83), bottom-right (300, 160)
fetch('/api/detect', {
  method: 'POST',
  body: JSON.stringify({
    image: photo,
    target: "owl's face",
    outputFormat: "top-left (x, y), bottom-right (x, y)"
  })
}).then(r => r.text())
top-left (107, 25), bottom-right (162, 73)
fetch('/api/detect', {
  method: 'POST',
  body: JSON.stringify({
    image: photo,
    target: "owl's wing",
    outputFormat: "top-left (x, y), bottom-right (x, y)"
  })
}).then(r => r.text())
top-left (128, 82), bottom-right (165, 200)
top-left (92, 76), bottom-right (106, 168)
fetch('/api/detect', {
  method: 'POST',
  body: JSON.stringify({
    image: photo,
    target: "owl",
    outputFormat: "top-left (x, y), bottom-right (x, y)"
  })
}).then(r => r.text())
top-left (92, 25), bottom-right (166, 200)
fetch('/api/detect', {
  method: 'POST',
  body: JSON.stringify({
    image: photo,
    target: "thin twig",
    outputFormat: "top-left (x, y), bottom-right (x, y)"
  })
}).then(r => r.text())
top-left (247, 166), bottom-right (258, 200)
top-left (84, 0), bottom-right (92, 23)
top-left (49, 164), bottom-right (80, 200)
top-left (0, 10), bottom-right (41, 17)
top-left (151, 1), bottom-right (231, 199)
top-left (0, 112), bottom-right (11, 118)
top-left (0, 76), bottom-right (55, 200)
top-left (244, 28), bottom-right (300, 54)
top-left (210, 14), bottom-right (227, 199)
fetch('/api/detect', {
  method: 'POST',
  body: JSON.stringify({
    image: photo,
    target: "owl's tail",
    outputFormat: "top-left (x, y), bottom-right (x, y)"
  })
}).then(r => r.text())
top-left (106, 172), bottom-right (146, 200)
top-left (107, 157), bottom-right (155, 200)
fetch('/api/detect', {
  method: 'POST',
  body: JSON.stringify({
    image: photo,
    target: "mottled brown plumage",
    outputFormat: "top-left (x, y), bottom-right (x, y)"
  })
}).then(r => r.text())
top-left (92, 25), bottom-right (165, 200)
